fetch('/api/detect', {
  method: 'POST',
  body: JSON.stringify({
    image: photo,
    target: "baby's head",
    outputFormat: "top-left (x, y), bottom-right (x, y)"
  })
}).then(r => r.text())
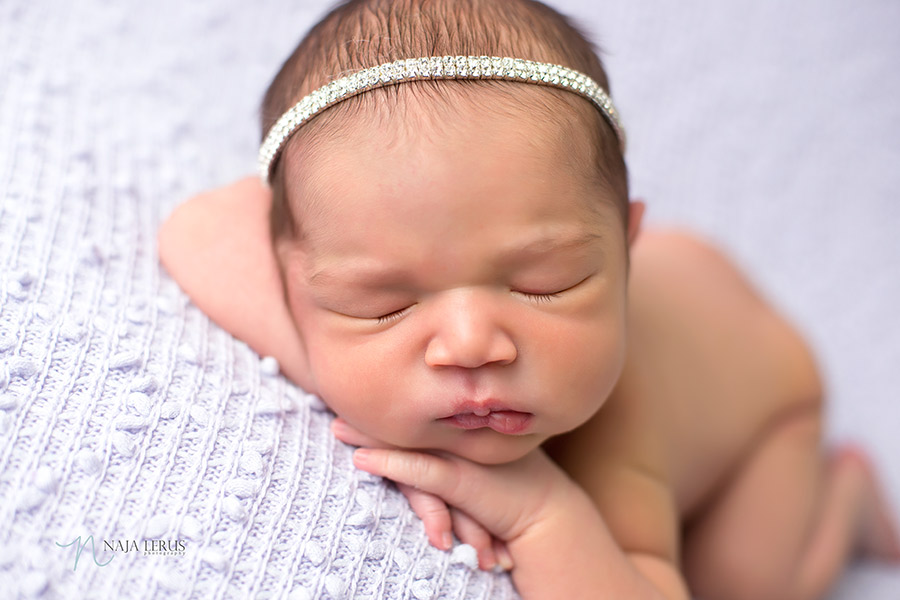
top-left (260, 0), bottom-right (642, 464)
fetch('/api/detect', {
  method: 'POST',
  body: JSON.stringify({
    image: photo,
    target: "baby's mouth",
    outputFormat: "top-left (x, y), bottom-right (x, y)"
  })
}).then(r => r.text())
top-left (439, 410), bottom-right (534, 435)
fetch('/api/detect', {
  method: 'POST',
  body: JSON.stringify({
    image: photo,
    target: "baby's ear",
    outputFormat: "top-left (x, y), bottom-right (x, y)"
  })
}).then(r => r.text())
top-left (627, 199), bottom-right (646, 247)
top-left (158, 177), bottom-right (311, 389)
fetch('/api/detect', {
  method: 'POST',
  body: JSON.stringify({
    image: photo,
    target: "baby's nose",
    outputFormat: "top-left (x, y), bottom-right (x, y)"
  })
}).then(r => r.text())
top-left (423, 291), bottom-right (517, 369)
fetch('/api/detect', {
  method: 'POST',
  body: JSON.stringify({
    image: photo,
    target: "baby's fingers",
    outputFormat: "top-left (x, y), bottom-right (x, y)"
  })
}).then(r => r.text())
top-left (450, 508), bottom-right (496, 571)
top-left (492, 538), bottom-right (514, 572)
top-left (331, 418), bottom-right (391, 448)
top-left (353, 448), bottom-right (465, 503)
top-left (397, 483), bottom-right (453, 551)
top-left (352, 446), bottom-right (565, 542)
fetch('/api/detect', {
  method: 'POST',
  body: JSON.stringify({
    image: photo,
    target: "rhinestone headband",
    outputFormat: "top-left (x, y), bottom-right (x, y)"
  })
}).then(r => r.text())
top-left (258, 55), bottom-right (626, 182)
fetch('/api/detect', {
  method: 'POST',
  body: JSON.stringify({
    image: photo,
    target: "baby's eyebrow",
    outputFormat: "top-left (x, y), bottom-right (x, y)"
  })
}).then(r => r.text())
top-left (307, 231), bottom-right (603, 288)
top-left (498, 231), bottom-right (603, 262)
top-left (307, 264), bottom-right (411, 289)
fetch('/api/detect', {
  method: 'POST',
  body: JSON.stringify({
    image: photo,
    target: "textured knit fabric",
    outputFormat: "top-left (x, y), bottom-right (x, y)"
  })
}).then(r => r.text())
top-left (0, 1), bottom-right (516, 598)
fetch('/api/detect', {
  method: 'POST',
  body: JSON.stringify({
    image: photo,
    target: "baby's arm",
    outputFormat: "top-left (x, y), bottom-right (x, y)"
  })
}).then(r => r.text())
top-left (342, 427), bottom-right (690, 599)
top-left (157, 178), bottom-right (313, 390)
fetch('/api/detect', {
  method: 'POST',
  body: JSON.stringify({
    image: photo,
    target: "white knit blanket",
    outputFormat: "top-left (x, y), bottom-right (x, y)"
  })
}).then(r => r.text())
top-left (1, 0), bottom-right (898, 598)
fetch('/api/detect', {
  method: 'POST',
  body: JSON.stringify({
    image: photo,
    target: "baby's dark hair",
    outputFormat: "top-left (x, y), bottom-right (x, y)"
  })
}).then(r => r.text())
top-left (262, 0), bottom-right (629, 242)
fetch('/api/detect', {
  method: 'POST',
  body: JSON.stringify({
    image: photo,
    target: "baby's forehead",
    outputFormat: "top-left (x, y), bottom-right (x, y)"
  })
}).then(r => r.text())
top-left (283, 81), bottom-right (599, 186)
top-left (283, 113), bottom-right (594, 230)
top-left (270, 81), bottom-right (624, 257)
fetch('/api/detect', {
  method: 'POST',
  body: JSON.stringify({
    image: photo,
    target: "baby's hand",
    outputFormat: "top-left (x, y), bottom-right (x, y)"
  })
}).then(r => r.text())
top-left (331, 418), bottom-right (510, 570)
top-left (331, 418), bottom-right (576, 573)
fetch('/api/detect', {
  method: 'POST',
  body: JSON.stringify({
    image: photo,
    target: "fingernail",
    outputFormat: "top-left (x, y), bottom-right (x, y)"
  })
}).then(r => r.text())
top-left (353, 449), bottom-right (371, 465)
top-left (442, 532), bottom-right (453, 551)
top-left (482, 556), bottom-right (497, 571)
top-left (496, 545), bottom-right (514, 571)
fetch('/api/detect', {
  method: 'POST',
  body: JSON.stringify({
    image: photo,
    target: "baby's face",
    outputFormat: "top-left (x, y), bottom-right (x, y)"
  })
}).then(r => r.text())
top-left (277, 96), bottom-right (631, 464)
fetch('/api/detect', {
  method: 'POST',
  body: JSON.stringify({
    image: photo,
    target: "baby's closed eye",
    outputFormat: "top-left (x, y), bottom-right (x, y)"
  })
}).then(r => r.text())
top-left (375, 304), bottom-right (415, 324)
top-left (511, 274), bottom-right (593, 303)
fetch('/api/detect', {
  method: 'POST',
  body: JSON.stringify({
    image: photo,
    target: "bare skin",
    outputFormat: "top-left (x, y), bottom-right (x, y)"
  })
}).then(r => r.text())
top-left (159, 176), bottom-right (900, 599)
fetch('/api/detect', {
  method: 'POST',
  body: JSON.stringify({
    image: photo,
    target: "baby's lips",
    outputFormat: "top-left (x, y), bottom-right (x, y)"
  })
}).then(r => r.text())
top-left (439, 411), bottom-right (534, 435)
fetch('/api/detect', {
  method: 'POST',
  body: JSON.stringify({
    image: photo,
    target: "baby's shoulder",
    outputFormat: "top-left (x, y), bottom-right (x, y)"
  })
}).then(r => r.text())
top-left (550, 229), bottom-right (823, 516)
top-left (627, 228), bottom-right (821, 402)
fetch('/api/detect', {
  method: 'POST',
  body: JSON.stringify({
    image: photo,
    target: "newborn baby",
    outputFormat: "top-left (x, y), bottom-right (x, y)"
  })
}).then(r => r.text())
top-left (158, 0), bottom-right (900, 598)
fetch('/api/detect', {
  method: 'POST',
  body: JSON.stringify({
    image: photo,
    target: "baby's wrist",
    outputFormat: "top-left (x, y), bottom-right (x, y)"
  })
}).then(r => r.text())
top-left (507, 467), bottom-right (596, 549)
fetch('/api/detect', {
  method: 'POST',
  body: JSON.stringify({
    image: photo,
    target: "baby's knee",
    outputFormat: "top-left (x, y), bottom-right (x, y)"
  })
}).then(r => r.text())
top-left (769, 318), bottom-right (825, 413)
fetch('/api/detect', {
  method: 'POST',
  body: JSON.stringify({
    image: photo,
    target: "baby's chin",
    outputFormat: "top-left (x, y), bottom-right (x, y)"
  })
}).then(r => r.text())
top-left (425, 430), bottom-right (549, 466)
top-left (342, 419), bottom-right (550, 465)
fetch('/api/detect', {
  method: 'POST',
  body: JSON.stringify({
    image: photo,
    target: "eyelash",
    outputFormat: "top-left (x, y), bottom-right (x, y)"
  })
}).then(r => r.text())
top-left (515, 290), bottom-right (562, 304)
top-left (372, 281), bottom-right (580, 323)
top-left (515, 276), bottom-right (590, 303)
top-left (376, 306), bottom-right (412, 324)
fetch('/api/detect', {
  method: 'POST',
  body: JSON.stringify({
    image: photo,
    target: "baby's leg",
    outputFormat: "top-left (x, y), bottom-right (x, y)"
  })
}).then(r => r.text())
top-left (682, 402), bottom-right (900, 600)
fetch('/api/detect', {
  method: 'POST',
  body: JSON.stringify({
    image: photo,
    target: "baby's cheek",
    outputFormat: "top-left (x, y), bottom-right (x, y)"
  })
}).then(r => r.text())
top-left (551, 318), bottom-right (625, 420)
top-left (308, 340), bottom-right (408, 432)
top-left (308, 343), bottom-right (368, 401)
